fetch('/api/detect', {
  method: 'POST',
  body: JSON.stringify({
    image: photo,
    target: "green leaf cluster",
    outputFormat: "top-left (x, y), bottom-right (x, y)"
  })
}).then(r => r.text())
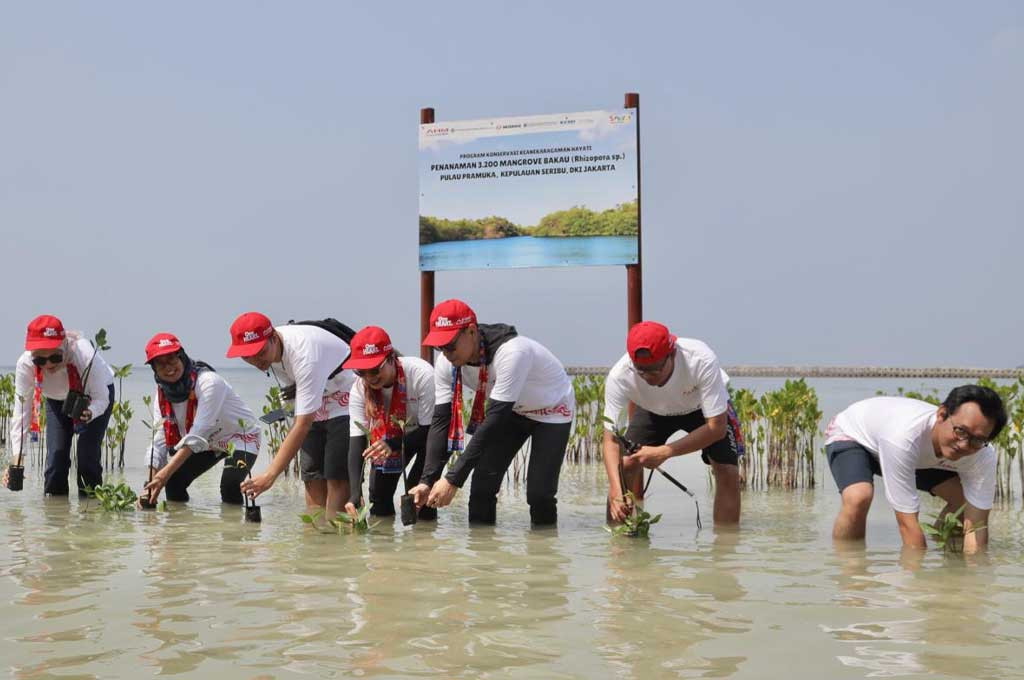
top-left (84, 482), bottom-right (138, 512)
top-left (605, 491), bottom-right (661, 538)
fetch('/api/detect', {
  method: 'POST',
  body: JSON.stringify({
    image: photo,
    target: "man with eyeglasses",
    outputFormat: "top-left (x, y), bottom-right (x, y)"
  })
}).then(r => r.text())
top-left (603, 321), bottom-right (743, 526)
top-left (410, 299), bottom-right (574, 526)
top-left (341, 326), bottom-right (436, 520)
top-left (826, 385), bottom-right (1007, 552)
top-left (226, 312), bottom-right (355, 517)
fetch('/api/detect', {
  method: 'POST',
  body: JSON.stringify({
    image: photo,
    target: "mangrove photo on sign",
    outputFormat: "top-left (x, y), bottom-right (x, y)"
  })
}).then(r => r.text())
top-left (418, 109), bottom-right (639, 271)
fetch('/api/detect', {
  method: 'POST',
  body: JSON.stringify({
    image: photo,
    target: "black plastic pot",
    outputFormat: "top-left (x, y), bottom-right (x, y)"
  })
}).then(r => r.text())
top-left (245, 505), bottom-right (262, 523)
top-left (6, 464), bottom-right (24, 491)
top-left (400, 494), bottom-right (417, 526)
top-left (62, 390), bottom-right (89, 421)
top-left (139, 490), bottom-right (157, 510)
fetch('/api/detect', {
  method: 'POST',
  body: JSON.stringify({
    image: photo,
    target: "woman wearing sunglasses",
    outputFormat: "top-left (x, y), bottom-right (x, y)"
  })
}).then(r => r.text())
top-left (6, 315), bottom-right (114, 495)
top-left (342, 326), bottom-right (436, 521)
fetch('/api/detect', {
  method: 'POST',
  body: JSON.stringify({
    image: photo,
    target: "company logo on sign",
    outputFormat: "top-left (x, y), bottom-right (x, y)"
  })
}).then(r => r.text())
top-left (425, 127), bottom-right (451, 137)
top-left (43, 328), bottom-right (60, 338)
top-left (243, 331), bottom-right (261, 343)
top-left (608, 113), bottom-right (632, 124)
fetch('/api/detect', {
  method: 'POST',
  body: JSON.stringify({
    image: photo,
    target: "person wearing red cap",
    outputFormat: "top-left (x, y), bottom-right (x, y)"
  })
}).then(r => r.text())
top-left (227, 312), bottom-right (356, 516)
top-left (410, 299), bottom-right (575, 526)
top-left (141, 333), bottom-right (261, 505)
top-left (6, 315), bottom-right (114, 495)
top-left (341, 326), bottom-right (437, 520)
top-left (603, 321), bottom-right (744, 525)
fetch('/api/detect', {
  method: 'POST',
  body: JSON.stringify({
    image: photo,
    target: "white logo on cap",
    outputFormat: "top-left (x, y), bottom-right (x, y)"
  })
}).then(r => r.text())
top-left (363, 343), bottom-right (380, 356)
top-left (43, 328), bottom-right (59, 337)
top-left (158, 338), bottom-right (174, 348)
top-left (435, 316), bottom-right (452, 327)
top-left (242, 330), bottom-right (261, 343)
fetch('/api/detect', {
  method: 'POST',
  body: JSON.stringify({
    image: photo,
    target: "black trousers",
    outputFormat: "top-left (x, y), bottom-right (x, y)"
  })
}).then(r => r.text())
top-left (467, 414), bottom-right (570, 526)
top-left (44, 383), bottom-right (114, 495)
top-left (164, 450), bottom-right (258, 504)
top-left (367, 442), bottom-right (426, 517)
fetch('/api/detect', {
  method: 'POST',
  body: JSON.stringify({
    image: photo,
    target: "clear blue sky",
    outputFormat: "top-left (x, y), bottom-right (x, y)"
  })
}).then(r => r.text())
top-left (2, 2), bottom-right (1021, 368)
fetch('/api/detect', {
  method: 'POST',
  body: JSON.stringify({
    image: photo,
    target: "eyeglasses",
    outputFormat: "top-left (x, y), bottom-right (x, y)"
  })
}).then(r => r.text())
top-left (31, 353), bottom-right (64, 367)
top-left (633, 356), bottom-right (669, 375)
top-left (950, 420), bottom-right (990, 449)
top-left (438, 329), bottom-right (464, 354)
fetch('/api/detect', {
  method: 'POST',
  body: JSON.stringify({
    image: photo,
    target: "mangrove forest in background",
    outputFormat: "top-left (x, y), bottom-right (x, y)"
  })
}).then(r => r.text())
top-left (419, 200), bottom-right (638, 245)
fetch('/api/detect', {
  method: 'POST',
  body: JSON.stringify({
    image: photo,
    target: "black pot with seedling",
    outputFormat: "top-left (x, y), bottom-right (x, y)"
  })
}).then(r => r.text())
top-left (394, 418), bottom-right (417, 526)
top-left (62, 329), bottom-right (110, 422)
top-left (6, 396), bottom-right (27, 491)
top-left (228, 426), bottom-right (262, 523)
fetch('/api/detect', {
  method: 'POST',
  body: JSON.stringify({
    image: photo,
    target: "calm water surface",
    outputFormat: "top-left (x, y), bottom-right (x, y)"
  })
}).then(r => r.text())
top-left (419, 235), bottom-right (638, 270)
top-left (2, 373), bottom-right (1023, 678)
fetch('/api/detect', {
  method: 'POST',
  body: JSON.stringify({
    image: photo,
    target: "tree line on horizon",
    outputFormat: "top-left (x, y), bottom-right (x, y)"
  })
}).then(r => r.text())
top-left (419, 200), bottom-right (638, 245)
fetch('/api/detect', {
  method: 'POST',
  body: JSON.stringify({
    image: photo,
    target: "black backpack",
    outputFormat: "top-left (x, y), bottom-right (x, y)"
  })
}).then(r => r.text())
top-left (286, 318), bottom-right (357, 379)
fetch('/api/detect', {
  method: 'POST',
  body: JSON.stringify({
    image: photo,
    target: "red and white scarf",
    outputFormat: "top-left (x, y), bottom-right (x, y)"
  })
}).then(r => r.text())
top-left (32, 362), bottom-right (82, 434)
top-left (365, 358), bottom-right (407, 465)
top-left (447, 338), bottom-right (487, 454)
top-left (158, 366), bottom-right (199, 450)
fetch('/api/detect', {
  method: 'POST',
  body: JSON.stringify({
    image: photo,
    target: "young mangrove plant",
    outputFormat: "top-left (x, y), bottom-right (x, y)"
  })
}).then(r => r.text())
top-left (605, 491), bottom-right (661, 538)
top-left (84, 481), bottom-right (138, 513)
top-left (229, 423), bottom-right (262, 523)
top-left (300, 506), bottom-right (378, 535)
top-left (138, 396), bottom-right (160, 509)
top-left (0, 372), bottom-right (15, 446)
top-left (922, 504), bottom-right (985, 554)
top-left (729, 379), bottom-right (820, 490)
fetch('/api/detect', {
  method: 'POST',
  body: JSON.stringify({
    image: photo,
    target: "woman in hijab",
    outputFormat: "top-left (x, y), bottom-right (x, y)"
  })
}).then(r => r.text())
top-left (142, 332), bottom-right (261, 505)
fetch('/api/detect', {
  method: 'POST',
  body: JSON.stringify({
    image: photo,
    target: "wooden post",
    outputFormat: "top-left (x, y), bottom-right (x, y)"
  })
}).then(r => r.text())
top-left (420, 107), bottom-right (436, 363)
top-left (624, 92), bottom-right (642, 329)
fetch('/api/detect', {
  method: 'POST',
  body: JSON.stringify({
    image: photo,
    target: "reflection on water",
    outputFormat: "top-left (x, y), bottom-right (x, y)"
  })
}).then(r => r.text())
top-left (3, 442), bottom-right (1024, 677)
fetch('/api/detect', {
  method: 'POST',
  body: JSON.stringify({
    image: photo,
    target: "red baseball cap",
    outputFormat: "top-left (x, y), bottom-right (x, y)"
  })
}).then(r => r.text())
top-left (226, 312), bottom-right (275, 358)
top-left (422, 299), bottom-right (477, 347)
top-left (145, 332), bottom-right (183, 363)
top-left (342, 326), bottom-right (394, 370)
top-left (627, 321), bottom-right (678, 365)
top-left (25, 315), bottom-right (66, 350)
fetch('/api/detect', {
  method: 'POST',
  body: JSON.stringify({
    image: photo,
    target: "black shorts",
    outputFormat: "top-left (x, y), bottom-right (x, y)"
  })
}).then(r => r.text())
top-left (299, 415), bottom-right (350, 481)
top-left (826, 441), bottom-right (957, 495)
top-left (625, 405), bottom-right (742, 466)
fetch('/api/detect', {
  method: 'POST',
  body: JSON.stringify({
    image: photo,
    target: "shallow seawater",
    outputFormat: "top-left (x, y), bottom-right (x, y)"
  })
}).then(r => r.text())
top-left (2, 373), bottom-right (1024, 678)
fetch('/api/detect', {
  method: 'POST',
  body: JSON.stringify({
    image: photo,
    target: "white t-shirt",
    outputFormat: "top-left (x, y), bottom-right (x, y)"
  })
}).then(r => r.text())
top-left (268, 325), bottom-right (355, 420)
top-left (434, 335), bottom-right (574, 424)
top-left (826, 396), bottom-right (996, 513)
top-left (146, 370), bottom-right (261, 469)
top-left (349, 356), bottom-right (436, 436)
top-left (603, 337), bottom-right (730, 429)
top-left (10, 337), bottom-right (116, 454)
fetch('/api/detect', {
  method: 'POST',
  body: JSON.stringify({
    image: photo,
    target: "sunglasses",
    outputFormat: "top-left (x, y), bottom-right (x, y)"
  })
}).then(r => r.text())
top-left (633, 356), bottom-right (669, 375)
top-left (355, 361), bottom-right (388, 379)
top-left (438, 329), bottom-right (465, 354)
top-left (31, 353), bottom-right (64, 367)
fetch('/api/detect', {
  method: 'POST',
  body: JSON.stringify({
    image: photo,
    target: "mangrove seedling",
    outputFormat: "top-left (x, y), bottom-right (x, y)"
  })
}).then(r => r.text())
top-left (6, 395), bottom-right (27, 491)
top-left (230, 430), bottom-right (262, 523)
top-left (84, 482), bottom-right (138, 513)
top-left (138, 398), bottom-right (159, 509)
top-left (606, 491), bottom-right (661, 538)
top-left (923, 504), bottom-right (985, 554)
